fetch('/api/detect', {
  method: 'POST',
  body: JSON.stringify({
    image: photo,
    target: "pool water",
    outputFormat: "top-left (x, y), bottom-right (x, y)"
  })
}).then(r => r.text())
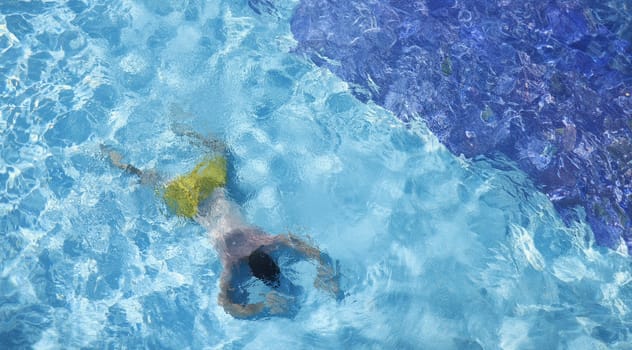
top-left (1, 0), bottom-right (631, 349)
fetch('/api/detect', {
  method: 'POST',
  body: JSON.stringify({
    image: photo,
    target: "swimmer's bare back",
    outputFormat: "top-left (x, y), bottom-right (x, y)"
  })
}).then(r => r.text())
top-left (102, 141), bottom-right (342, 319)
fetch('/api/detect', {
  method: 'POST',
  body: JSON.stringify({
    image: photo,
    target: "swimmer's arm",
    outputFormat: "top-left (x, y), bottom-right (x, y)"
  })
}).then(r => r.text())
top-left (272, 234), bottom-right (319, 258)
top-left (272, 234), bottom-right (343, 300)
top-left (217, 265), bottom-right (265, 318)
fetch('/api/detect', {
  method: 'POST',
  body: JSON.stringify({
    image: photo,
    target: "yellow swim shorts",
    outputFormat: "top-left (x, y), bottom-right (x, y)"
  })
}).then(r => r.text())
top-left (163, 156), bottom-right (227, 218)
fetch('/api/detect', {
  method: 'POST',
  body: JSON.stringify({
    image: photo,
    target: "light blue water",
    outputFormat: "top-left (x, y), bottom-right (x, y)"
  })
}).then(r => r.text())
top-left (1, 0), bottom-right (632, 349)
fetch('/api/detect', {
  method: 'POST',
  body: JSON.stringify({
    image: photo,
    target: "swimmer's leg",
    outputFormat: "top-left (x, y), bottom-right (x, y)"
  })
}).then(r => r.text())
top-left (167, 105), bottom-right (224, 152)
top-left (101, 145), bottom-right (160, 185)
top-left (171, 123), bottom-right (227, 154)
top-left (101, 144), bottom-right (143, 176)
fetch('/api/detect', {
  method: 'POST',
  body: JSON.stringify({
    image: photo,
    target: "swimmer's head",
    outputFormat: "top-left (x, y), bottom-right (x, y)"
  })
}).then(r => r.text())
top-left (248, 247), bottom-right (281, 288)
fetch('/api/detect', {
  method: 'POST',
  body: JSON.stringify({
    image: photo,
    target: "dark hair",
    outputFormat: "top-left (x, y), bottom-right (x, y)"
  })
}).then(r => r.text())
top-left (248, 246), bottom-right (281, 288)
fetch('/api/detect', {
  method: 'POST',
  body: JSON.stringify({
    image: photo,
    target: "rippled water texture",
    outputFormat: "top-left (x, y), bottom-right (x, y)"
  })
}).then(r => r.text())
top-left (1, 1), bottom-right (632, 349)
top-left (291, 0), bottom-right (632, 251)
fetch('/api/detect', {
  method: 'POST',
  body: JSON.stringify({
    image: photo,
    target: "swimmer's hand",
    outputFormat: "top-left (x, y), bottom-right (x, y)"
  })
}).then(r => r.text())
top-left (219, 292), bottom-right (293, 318)
top-left (315, 257), bottom-right (344, 301)
top-left (273, 234), bottom-right (344, 301)
top-left (264, 291), bottom-right (293, 315)
top-left (221, 301), bottom-right (265, 319)
top-left (218, 266), bottom-right (266, 319)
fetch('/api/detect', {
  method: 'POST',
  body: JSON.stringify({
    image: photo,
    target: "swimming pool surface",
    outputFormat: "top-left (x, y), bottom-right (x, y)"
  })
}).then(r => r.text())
top-left (1, 0), bottom-right (631, 349)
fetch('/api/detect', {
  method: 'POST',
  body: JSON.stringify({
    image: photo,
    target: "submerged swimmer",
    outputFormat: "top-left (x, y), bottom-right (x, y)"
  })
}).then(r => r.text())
top-left (102, 136), bottom-right (341, 318)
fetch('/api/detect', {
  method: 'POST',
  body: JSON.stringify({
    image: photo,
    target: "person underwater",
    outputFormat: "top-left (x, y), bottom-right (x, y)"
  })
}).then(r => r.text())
top-left (102, 136), bottom-right (342, 319)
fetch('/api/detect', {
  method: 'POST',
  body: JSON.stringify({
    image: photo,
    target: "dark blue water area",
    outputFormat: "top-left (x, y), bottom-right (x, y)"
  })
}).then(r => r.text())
top-left (290, 0), bottom-right (632, 250)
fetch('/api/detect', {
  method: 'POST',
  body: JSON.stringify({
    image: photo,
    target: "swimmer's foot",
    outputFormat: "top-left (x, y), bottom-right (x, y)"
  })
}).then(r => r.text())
top-left (171, 123), bottom-right (227, 154)
top-left (100, 144), bottom-right (136, 172)
top-left (100, 144), bottom-right (159, 184)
